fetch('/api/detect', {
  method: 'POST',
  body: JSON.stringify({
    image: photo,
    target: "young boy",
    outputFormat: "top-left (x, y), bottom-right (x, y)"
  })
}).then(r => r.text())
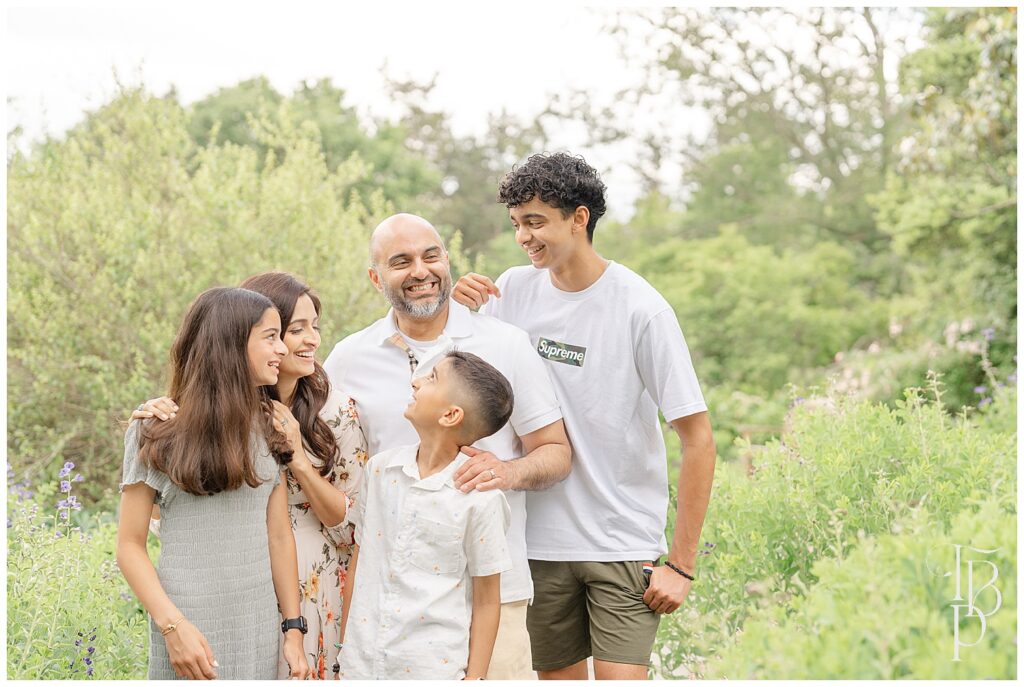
top-left (338, 350), bottom-right (514, 680)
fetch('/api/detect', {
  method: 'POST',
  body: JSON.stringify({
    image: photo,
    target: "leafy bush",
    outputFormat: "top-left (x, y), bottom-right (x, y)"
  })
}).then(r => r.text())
top-left (7, 464), bottom-right (151, 679)
top-left (7, 87), bottom-right (447, 504)
top-left (708, 497), bottom-right (1016, 678)
top-left (653, 384), bottom-right (1016, 678)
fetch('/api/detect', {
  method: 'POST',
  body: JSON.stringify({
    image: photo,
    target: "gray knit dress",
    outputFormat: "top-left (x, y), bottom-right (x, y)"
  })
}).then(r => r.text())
top-left (120, 421), bottom-right (282, 680)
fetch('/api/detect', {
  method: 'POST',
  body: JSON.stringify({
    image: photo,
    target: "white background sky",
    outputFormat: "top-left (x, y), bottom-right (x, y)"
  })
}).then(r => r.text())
top-left (5, 2), bottom-right (930, 215)
top-left (7, 0), bottom-right (667, 212)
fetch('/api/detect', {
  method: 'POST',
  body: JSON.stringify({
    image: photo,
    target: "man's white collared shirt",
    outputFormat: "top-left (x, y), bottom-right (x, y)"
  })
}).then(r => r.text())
top-left (323, 300), bottom-right (563, 602)
top-left (339, 446), bottom-right (512, 680)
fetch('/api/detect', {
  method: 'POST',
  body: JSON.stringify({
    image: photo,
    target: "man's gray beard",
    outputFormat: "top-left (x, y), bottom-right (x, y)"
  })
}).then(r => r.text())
top-left (382, 277), bottom-right (452, 320)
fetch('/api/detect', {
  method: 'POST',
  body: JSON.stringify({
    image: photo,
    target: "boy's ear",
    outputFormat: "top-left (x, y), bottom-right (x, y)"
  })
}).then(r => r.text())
top-left (438, 404), bottom-right (465, 430)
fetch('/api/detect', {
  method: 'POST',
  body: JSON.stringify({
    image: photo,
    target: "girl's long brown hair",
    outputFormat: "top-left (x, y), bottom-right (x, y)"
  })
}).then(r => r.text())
top-left (240, 272), bottom-right (339, 478)
top-left (139, 287), bottom-right (292, 495)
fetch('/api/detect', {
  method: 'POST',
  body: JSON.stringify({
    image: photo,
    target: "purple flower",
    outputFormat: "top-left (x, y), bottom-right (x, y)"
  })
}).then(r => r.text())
top-left (982, 327), bottom-right (995, 341)
top-left (83, 657), bottom-right (92, 666)
top-left (87, 646), bottom-right (95, 654)
top-left (59, 511), bottom-right (69, 520)
top-left (974, 385), bottom-right (988, 394)
top-left (54, 532), bottom-right (62, 539)
top-left (58, 499), bottom-right (69, 509)
top-left (75, 639), bottom-right (82, 647)
top-left (87, 667), bottom-right (93, 677)
top-left (64, 461), bottom-right (75, 470)
top-left (60, 480), bottom-right (71, 493)
top-left (58, 466), bottom-right (71, 478)
top-left (979, 397), bottom-right (993, 408)
top-left (74, 474), bottom-right (84, 482)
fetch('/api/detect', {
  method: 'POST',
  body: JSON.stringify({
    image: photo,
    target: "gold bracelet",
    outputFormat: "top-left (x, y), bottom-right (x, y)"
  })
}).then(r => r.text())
top-left (161, 615), bottom-right (186, 636)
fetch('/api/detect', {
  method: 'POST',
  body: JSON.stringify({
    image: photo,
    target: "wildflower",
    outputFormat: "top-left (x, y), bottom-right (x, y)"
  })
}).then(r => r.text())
top-left (54, 532), bottom-right (63, 539)
top-left (87, 667), bottom-right (94, 677)
top-left (58, 499), bottom-right (69, 509)
top-left (60, 480), bottom-right (71, 493)
top-left (84, 657), bottom-right (92, 666)
top-left (59, 466), bottom-right (71, 478)
top-left (74, 474), bottom-right (84, 482)
top-left (979, 397), bottom-right (993, 408)
top-left (75, 638), bottom-right (83, 646)
top-left (60, 511), bottom-right (69, 520)
top-left (87, 646), bottom-right (95, 654)
top-left (974, 385), bottom-right (988, 394)
top-left (982, 327), bottom-right (995, 341)
top-left (64, 461), bottom-right (75, 470)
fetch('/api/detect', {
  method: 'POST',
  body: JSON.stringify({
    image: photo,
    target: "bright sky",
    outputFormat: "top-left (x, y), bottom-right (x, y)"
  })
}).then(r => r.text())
top-left (6, 1), bottom-right (667, 212)
top-left (5, 2), bottom-right (926, 215)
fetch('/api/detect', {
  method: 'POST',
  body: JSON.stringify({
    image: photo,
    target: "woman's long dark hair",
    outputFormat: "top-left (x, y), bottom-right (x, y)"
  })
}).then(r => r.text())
top-left (240, 272), bottom-right (339, 477)
top-left (139, 287), bottom-right (292, 495)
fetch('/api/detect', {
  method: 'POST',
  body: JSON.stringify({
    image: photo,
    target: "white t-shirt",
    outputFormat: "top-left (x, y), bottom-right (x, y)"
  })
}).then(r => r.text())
top-left (323, 300), bottom-right (563, 601)
top-left (339, 446), bottom-right (512, 680)
top-left (482, 262), bottom-right (707, 561)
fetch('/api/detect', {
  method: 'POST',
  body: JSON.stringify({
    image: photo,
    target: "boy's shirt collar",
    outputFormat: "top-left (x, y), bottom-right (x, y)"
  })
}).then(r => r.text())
top-left (383, 447), bottom-right (471, 491)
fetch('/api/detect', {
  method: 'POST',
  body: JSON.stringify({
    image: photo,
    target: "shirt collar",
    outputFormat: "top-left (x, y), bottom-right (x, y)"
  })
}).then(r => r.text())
top-left (374, 299), bottom-right (474, 346)
top-left (384, 447), bottom-right (470, 491)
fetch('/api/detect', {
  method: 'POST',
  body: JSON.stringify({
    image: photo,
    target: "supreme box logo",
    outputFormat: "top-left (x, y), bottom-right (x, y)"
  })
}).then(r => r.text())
top-left (537, 337), bottom-right (587, 367)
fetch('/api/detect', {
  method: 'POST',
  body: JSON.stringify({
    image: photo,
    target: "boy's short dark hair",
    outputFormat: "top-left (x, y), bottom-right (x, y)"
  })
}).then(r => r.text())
top-left (497, 152), bottom-right (608, 241)
top-left (444, 350), bottom-right (514, 443)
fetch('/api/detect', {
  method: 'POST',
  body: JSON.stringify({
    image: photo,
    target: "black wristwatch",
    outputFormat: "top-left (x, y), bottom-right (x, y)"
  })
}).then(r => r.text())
top-left (281, 617), bottom-right (308, 635)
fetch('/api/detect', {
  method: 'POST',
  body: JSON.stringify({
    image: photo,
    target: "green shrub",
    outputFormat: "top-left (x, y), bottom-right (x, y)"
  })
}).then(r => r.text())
top-left (7, 463), bottom-right (152, 679)
top-left (7, 87), bottom-right (476, 505)
top-left (708, 496), bottom-right (1016, 678)
top-left (653, 385), bottom-right (1016, 677)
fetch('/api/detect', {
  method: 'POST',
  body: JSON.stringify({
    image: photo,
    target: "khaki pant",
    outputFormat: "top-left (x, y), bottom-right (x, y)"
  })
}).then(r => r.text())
top-left (486, 600), bottom-right (536, 680)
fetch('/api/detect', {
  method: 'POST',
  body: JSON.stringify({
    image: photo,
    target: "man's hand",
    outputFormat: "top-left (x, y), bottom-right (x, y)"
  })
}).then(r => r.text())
top-left (452, 272), bottom-right (500, 310)
top-left (130, 397), bottom-right (177, 422)
top-left (453, 445), bottom-right (513, 493)
top-left (642, 565), bottom-right (693, 615)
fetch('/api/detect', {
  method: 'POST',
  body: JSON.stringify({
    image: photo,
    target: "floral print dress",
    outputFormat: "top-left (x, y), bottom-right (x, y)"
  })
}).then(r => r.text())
top-left (276, 389), bottom-right (369, 680)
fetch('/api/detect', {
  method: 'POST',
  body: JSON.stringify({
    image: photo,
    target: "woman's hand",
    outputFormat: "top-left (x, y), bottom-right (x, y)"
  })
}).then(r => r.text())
top-left (130, 397), bottom-right (178, 422)
top-left (271, 401), bottom-right (305, 453)
top-left (282, 630), bottom-right (310, 679)
top-left (163, 619), bottom-right (217, 680)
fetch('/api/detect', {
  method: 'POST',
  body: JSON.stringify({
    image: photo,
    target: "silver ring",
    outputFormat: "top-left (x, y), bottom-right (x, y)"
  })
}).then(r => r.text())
top-left (488, 468), bottom-right (497, 480)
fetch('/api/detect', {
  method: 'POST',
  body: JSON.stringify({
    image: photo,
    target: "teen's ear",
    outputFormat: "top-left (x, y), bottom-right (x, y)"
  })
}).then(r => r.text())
top-left (438, 405), bottom-right (465, 430)
top-left (368, 265), bottom-right (384, 294)
top-left (572, 205), bottom-right (590, 236)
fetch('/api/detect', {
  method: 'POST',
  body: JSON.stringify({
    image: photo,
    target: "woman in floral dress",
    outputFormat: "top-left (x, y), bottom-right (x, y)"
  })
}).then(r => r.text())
top-left (136, 272), bottom-right (368, 679)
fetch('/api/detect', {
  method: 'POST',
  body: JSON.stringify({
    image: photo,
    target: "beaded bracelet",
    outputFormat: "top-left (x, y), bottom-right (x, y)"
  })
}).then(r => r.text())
top-left (664, 560), bottom-right (695, 581)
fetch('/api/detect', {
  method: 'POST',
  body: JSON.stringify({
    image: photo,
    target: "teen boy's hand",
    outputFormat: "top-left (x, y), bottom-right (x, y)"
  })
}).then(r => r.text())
top-left (642, 564), bottom-right (693, 614)
top-left (452, 273), bottom-right (501, 310)
top-left (453, 445), bottom-right (512, 493)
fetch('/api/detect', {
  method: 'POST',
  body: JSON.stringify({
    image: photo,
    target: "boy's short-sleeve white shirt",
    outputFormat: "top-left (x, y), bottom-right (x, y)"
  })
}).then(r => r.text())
top-left (340, 446), bottom-right (512, 680)
top-left (323, 300), bottom-right (562, 601)
top-left (482, 262), bottom-right (707, 561)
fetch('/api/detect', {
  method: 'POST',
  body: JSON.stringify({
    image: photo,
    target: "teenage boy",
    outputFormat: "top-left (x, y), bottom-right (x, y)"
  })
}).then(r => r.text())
top-left (452, 152), bottom-right (717, 680)
top-left (338, 351), bottom-right (515, 680)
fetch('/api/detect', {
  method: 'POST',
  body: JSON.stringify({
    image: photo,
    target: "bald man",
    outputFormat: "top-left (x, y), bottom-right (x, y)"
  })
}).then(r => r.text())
top-left (324, 214), bottom-right (572, 679)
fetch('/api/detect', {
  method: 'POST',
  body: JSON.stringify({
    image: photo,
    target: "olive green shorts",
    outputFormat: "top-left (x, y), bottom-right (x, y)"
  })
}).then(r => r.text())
top-left (526, 559), bottom-right (659, 671)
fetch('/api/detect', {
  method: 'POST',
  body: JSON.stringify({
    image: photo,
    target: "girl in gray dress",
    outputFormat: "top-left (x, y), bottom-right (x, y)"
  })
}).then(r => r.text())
top-left (116, 287), bottom-right (311, 680)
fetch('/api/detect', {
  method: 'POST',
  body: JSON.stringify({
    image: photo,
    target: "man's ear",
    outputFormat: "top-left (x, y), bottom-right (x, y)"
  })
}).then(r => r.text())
top-left (572, 206), bottom-right (591, 236)
top-left (438, 405), bottom-right (465, 430)
top-left (368, 265), bottom-right (384, 293)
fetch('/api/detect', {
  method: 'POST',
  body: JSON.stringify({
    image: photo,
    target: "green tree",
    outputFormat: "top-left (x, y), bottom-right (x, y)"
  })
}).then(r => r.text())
top-left (870, 8), bottom-right (1016, 338)
top-left (7, 87), bottom-right (392, 502)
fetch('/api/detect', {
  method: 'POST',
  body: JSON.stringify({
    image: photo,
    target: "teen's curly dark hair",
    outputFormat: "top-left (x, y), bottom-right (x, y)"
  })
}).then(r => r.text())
top-left (497, 152), bottom-right (608, 241)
